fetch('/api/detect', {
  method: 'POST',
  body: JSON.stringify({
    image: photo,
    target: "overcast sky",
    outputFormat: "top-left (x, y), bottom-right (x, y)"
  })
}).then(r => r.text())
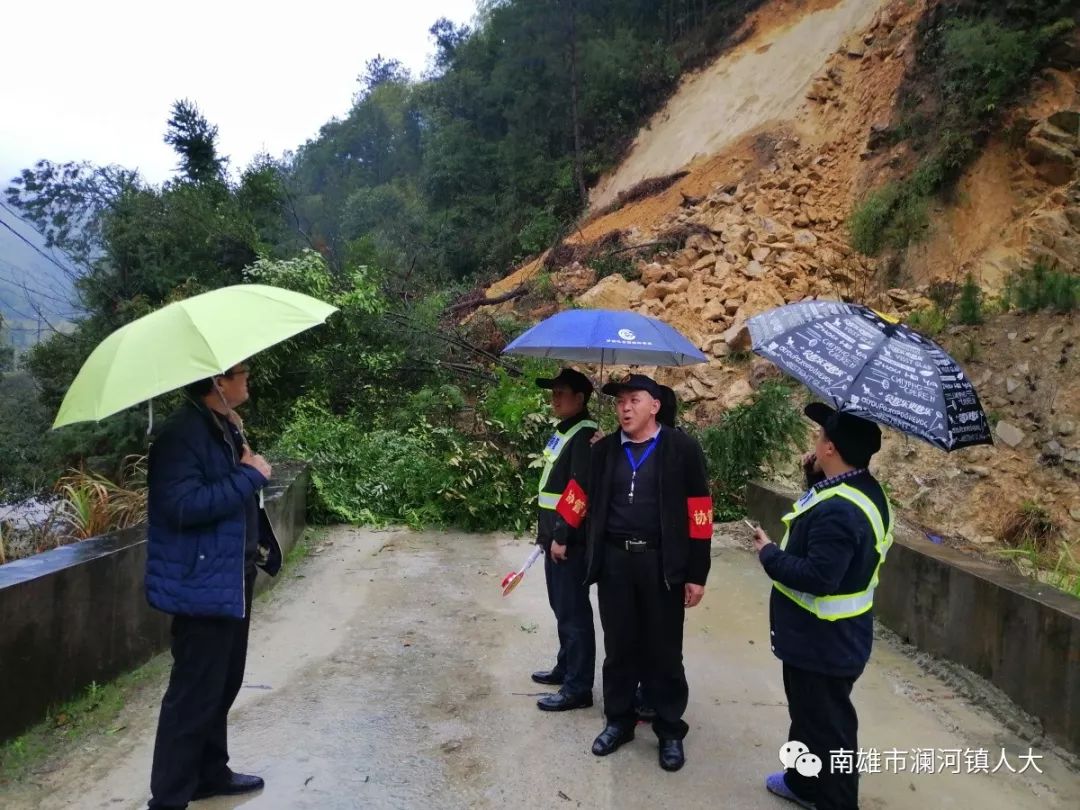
top-left (0, 0), bottom-right (478, 187)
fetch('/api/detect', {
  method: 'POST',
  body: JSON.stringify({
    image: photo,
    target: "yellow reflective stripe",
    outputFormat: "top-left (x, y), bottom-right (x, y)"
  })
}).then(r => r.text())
top-left (772, 582), bottom-right (874, 621)
top-left (538, 493), bottom-right (561, 510)
top-left (537, 419), bottom-right (598, 502)
top-left (833, 486), bottom-right (885, 545)
top-left (773, 482), bottom-right (893, 621)
top-left (867, 499), bottom-right (895, 590)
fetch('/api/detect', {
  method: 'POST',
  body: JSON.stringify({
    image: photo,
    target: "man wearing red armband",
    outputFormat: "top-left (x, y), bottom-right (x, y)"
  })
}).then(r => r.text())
top-left (532, 368), bottom-right (598, 712)
top-left (584, 373), bottom-right (712, 772)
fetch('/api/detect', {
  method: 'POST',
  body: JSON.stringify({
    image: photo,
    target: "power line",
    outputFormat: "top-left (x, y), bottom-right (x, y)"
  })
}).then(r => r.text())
top-left (0, 258), bottom-right (79, 305)
top-left (0, 276), bottom-right (79, 311)
top-left (0, 297), bottom-right (44, 324)
top-left (0, 205), bottom-right (80, 281)
top-left (0, 199), bottom-right (89, 271)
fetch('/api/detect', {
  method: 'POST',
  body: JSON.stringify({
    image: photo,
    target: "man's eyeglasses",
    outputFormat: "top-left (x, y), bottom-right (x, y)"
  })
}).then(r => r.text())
top-left (223, 366), bottom-right (251, 379)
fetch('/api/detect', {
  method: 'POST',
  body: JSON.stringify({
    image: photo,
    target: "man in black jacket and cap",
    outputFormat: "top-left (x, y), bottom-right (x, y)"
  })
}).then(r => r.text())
top-left (752, 403), bottom-right (893, 810)
top-left (531, 368), bottom-right (598, 712)
top-left (584, 372), bottom-right (713, 772)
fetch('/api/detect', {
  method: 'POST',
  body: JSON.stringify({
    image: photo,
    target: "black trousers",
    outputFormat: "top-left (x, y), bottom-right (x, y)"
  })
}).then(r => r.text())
top-left (783, 663), bottom-right (860, 810)
top-left (544, 545), bottom-right (596, 696)
top-left (597, 545), bottom-right (688, 739)
top-left (149, 570), bottom-right (256, 808)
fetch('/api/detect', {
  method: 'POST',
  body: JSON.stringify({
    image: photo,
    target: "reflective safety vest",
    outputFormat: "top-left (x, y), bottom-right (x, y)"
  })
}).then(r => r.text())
top-left (772, 483), bottom-right (894, 621)
top-left (537, 419), bottom-right (598, 510)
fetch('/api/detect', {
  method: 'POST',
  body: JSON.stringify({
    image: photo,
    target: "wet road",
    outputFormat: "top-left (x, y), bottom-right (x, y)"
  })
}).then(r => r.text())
top-left (5, 526), bottom-right (1078, 809)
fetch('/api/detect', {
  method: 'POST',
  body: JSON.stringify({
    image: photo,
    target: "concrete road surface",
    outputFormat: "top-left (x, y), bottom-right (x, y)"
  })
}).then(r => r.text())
top-left (4, 526), bottom-right (1078, 809)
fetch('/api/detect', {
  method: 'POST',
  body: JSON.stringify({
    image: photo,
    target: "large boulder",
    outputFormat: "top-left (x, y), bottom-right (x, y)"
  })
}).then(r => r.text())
top-left (1026, 137), bottom-right (1076, 185)
top-left (643, 278), bottom-right (690, 300)
top-left (722, 378), bottom-right (754, 409)
top-left (733, 279), bottom-right (787, 323)
top-left (640, 262), bottom-right (676, 285)
top-left (577, 275), bottom-right (644, 310)
top-left (1030, 120), bottom-right (1076, 147)
top-left (701, 298), bottom-right (729, 322)
top-left (722, 320), bottom-right (752, 351)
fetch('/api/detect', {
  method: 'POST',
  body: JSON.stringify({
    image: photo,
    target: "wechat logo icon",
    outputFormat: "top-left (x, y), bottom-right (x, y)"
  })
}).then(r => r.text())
top-left (779, 740), bottom-right (823, 778)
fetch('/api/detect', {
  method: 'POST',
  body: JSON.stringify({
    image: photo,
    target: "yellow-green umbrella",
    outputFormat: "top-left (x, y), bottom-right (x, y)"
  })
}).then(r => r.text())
top-left (53, 284), bottom-right (337, 428)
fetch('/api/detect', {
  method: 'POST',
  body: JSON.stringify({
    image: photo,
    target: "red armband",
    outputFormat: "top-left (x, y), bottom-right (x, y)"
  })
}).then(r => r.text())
top-left (556, 479), bottom-right (588, 528)
top-left (687, 496), bottom-right (713, 540)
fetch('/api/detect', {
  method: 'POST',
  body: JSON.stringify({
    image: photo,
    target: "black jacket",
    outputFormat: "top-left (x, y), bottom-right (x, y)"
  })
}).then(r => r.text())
top-left (584, 425), bottom-right (713, 586)
top-left (759, 471), bottom-right (890, 678)
top-left (536, 412), bottom-right (596, 550)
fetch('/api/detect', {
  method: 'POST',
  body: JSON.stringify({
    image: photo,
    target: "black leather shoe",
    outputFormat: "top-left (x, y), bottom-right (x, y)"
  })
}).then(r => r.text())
top-left (591, 724), bottom-right (634, 756)
top-left (531, 669), bottom-right (565, 686)
top-left (659, 739), bottom-right (685, 772)
top-left (537, 691), bottom-right (593, 711)
top-left (192, 771), bottom-right (265, 800)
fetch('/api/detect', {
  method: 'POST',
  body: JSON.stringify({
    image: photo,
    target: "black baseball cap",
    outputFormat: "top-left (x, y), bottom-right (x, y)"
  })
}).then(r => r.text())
top-left (536, 368), bottom-right (593, 396)
top-left (601, 372), bottom-right (663, 399)
top-left (805, 402), bottom-right (882, 468)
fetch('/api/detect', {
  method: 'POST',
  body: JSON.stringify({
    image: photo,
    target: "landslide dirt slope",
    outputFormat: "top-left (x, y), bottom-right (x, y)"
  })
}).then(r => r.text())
top-left (589, 0), bottom-right (888, 211)
top-left (477, 0), bottom-right (1080, 562)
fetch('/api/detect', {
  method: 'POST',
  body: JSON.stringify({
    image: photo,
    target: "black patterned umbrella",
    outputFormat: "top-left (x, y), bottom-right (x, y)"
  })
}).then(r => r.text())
top-left (747, 301), bottom-right (993, 451)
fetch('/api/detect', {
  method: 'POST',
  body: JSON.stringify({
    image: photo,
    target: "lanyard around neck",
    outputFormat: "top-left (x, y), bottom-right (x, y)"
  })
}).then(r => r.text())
top-left (624, 433), bottom-right (659, 503)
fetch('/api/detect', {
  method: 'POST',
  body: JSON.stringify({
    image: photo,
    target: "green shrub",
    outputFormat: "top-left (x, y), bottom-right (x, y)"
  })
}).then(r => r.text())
top-left (940, 19), bottom-right (1042, 122)
top-left (0, 372), bottom-right (53, 499)
top-left (479, 363), bottom-right (554, 438)
top-left (906, 307), bottom-right (948, 336)
top-left (391, 384), bottom-right (467, 427)
top-left (274, 367), bottom-right (569, 533)
top-left (531, 272), bottom-right (556, 300)
top-left (274, 396), bottom-right (541, 533)
top-left (955, 273), bottom-right (984, 325)
top-left (849, 14), bottom-right (1074, 258)
top-left (1004, 263), bottom-right (1080, 312)
top-left (518, 207), bottom-right (560, 256)
top-left (588, 253), bottom-right (638, 281)
top-left (693, 382), bottom-right (808, 521)
top-left (849, 184), bottom-right (899, 257)
top-left (848, 171), bottom-right (932, 256)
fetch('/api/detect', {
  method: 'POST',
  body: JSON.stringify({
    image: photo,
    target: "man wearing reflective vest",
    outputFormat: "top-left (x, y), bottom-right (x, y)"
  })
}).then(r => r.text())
top-left (531, 368), bottom-right (599, 712)
top-left (752, 403), bottom-right (892, 810)
top-left (584, 373), bottom-right (712, 772)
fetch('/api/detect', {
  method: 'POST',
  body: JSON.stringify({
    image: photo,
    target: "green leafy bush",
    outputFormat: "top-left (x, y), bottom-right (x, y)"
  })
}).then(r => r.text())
top-left (849, 12), bottom-right (1074, 257)
top-left (275, 365), bottom-right (558, 533)
top-left (939, 19), bottom-right (1043, 122)
top-left (955, 273), bottom-right (984, 325)
top-left (1004, 263), bottom-right (1080, 312)
top-left (906, 307), bottom-right (948, 336)
top-left (693, 383), bottom-right (808, 520)
top-left (588, 253), bottom-right (638, 281)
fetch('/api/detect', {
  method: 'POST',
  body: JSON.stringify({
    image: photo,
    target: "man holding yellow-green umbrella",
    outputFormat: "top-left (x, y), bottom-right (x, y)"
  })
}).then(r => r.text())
top-left (52, 284), bottom-right (336, 809)
top-left (145, 361), bottom-right (275, 807)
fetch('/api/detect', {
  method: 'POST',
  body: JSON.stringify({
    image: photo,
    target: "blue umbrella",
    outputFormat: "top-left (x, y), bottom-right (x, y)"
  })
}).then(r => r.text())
top-left (502, 309), bottom-right (707, 367)
top-left (747, 300), bottom-right (993, 451)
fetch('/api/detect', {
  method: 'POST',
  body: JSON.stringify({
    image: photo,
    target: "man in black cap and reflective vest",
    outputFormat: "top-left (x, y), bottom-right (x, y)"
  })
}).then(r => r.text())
top-left (752, 403), bottom-right (893, 810)
top-left (584, 372), bottom-right (712, 772)
top-left (531, 368), bottom-right (598, 712)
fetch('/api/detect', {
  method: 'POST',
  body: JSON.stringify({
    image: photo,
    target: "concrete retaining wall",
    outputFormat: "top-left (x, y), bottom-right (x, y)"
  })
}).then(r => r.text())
top-left (746, 480), bottom-right (1080, 756)
top-left (0, 463), bottom-right (308, 742)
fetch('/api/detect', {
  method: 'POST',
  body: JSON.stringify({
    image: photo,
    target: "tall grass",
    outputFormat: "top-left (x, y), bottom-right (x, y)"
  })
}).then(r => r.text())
top-left (53, 456), bottom-right (147, 540)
